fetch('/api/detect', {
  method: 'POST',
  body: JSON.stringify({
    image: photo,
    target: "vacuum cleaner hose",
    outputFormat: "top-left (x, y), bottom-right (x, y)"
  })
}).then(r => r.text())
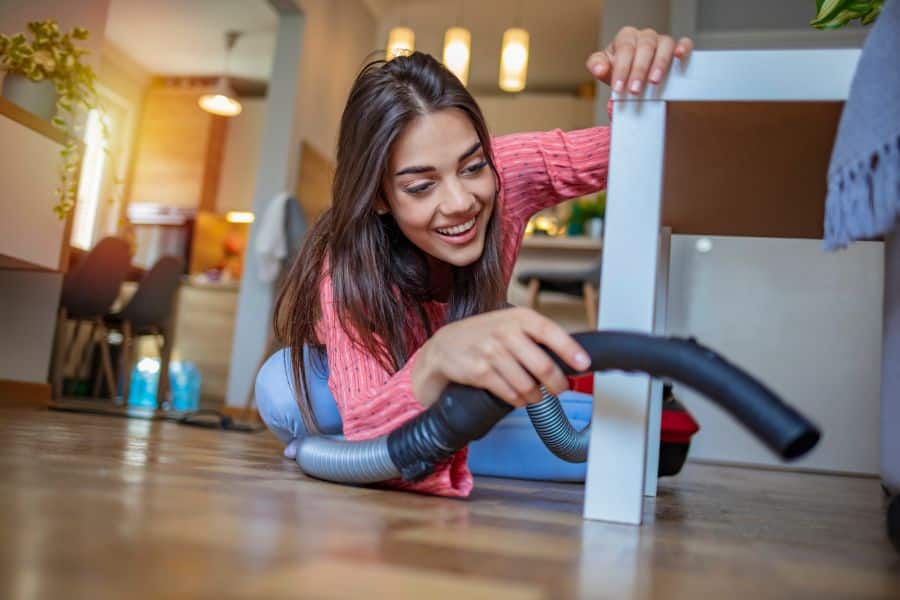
top-left (525, 388), bottom-right (590, 463)
top-left (297, 331), bottom-right (820, 485)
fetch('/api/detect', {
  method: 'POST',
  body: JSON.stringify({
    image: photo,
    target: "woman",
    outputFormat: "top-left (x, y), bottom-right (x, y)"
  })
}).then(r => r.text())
top-left (259, 28), bottom-right (693, 497)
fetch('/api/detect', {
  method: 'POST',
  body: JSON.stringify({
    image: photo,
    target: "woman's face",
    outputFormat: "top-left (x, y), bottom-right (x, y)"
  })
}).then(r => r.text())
top-left (380, 108), bottom-right (496, 269)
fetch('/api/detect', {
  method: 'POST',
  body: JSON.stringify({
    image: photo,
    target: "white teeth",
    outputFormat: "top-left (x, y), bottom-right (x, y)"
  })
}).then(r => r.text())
top-left (436, 217), bottom-right (476, 236)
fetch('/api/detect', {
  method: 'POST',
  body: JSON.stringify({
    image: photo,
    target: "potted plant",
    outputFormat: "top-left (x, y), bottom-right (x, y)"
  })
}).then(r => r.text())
top-left (810, 0), bottom-right (883, 29)
top-left (0, 20), bottom-right (104, 217)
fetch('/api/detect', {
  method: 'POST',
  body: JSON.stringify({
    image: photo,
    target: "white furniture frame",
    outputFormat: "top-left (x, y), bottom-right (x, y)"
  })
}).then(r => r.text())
top-left (585, 49), bottom-right (862, 524)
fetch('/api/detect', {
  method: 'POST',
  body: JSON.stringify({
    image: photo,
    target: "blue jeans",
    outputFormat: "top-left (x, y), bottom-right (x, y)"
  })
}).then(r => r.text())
top-left (255, 347), bottom-right (591, 481)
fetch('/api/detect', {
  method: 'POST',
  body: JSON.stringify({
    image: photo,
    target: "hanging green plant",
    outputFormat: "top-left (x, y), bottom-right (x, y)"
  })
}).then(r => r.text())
top-left (810, 0), bottom-right (883, 30)
top-left (0, 19), bottom-right (107, 218)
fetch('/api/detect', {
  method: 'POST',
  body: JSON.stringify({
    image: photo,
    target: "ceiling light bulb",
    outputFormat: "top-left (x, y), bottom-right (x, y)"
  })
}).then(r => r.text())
top-left (443, 27), bottom-right (471, 85)
top-left (499, 27), bottom-right (530, 92)
top-left (199, 77), bottom-right (242, 117)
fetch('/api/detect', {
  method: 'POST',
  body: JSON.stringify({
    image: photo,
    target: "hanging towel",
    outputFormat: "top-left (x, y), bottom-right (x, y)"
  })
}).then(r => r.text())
top-left (254, 192), bottom-right (290, 283)
top-left (824, 0), bottom-right (900, 250)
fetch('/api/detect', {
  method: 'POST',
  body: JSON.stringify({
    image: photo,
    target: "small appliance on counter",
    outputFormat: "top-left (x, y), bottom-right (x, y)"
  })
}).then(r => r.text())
top-left (127, 203), bottom-right (195, 272)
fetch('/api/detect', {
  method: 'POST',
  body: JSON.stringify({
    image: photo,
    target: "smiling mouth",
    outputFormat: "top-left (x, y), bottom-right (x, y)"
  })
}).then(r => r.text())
top-left (435, 215), bottom-right (478, 236)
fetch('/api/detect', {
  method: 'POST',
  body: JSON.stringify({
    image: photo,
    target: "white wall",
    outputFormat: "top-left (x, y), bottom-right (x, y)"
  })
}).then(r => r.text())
top-left (216, 98), bottom-right (266, 213)
top-left (0, 272), bottom-right (63, 383)
top-left (667, 236), bottom-right (884, 475)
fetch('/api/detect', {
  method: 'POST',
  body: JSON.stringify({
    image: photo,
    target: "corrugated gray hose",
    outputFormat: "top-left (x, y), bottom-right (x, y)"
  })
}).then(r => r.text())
top-left (297, 331), bottom-right (822, 485)
top-left (526, 388), bottom-right (589, 463)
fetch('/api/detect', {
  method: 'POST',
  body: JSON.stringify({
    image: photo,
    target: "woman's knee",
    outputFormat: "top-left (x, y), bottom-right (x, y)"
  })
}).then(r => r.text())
top-left (255, 349), bottom-right (305, 443)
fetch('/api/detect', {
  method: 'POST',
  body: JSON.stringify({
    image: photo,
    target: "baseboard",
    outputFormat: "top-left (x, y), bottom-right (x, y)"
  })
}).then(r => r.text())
top-left (0, 378), bottom-right (51, 408)
top-left (220, 404), bottom-right (262, 423)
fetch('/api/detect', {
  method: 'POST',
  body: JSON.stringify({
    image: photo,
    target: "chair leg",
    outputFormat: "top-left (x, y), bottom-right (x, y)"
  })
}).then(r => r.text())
top-left (80, 320), bottom-right (98, 379)
top-left (96, 320), bottom-right (117, 401)
top-left (583, 282), bottom-right (599, 330)
top-left (120, 322), bottom-right (133, 405)
top-left (91, 324), bottom-right (103, 399)
top-left (50, 307), bottom-right (68, 399)
top-left (62, 319), bottom-right (84, 380)
top-left (157, 328), bottom-right (173, 409)
top-left (526, 278), bottom-right (540, 310)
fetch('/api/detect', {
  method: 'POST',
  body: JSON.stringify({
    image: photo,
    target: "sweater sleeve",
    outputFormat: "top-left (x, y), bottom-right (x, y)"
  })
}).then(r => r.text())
top-left (492, 125), bottom-right (610, 231)
top-left (317, 275), bottom-right (473, 497)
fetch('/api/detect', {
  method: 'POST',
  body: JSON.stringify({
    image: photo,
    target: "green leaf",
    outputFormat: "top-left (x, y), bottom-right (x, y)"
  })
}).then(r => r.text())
top-left (861, 4), bottom-right (883, 23)
top-left (811, 0), bottom-right (849, 24)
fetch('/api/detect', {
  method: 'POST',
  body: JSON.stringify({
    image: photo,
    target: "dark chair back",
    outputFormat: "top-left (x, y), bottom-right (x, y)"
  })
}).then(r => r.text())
top-left (119, 256), bottom-right (184, 330)
top-left (61, 237), bottom-right (132, 319)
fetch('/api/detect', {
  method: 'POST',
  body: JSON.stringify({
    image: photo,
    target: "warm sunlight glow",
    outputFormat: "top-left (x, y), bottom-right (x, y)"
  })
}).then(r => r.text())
top-left (71, 109), bottom-right (107, 250)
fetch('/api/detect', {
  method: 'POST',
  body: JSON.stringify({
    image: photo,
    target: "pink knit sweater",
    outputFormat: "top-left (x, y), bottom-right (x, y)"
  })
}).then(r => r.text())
top-left (316, 126), bottom-right (611, 497)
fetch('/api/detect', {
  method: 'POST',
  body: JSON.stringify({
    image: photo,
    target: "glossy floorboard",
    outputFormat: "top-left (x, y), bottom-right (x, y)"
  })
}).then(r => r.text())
top-left (0, 406), bottom-right (897, 599)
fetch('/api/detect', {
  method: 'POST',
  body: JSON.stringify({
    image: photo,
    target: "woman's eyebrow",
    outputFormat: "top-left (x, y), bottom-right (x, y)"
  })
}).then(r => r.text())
top-left (393, 141), bottom-right (482, 177)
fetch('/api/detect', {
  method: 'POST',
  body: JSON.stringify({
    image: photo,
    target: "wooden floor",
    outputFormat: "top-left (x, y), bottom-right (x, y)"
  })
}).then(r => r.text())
top-left (0, 405), bottom-right (897, 599)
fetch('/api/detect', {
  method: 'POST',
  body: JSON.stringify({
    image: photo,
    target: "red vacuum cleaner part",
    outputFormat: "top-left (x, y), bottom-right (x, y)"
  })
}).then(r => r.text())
top-left (567, 374), bottom-right (700, 476)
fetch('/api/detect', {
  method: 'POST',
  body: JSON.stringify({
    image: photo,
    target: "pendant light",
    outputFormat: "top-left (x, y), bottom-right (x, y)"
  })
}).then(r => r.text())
top-left (199, 30), bottom-right (243, 117)
top-left (443, 27), bottom-right (471, 85)
top-left (386, 27), bottom-right (415, 60)
top-left (499, 27), bottom-right (529, 92)
top-left (443, 2), bottom-right (471, 85)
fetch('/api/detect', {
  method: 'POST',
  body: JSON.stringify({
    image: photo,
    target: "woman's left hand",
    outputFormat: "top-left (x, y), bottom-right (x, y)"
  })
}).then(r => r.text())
top-left (586, 27), bottom-right (693, 95)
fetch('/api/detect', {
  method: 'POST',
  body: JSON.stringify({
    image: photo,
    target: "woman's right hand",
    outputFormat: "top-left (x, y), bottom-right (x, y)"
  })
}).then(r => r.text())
top-left (412, 307), bottom-right (592, 408)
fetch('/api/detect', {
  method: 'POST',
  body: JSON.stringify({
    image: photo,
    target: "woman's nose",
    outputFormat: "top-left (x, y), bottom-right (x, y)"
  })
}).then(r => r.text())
top-left (440, 178), bottom-right (475, 214)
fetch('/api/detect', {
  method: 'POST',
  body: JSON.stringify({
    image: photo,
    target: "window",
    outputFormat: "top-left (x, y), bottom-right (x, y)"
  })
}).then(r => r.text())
top-left (70, 109), bottom-right (108, 250)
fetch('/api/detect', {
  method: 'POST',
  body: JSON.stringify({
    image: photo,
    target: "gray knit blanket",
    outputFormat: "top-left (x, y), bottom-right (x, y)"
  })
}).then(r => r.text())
top-left (824, 0), bottom-right (900, 250)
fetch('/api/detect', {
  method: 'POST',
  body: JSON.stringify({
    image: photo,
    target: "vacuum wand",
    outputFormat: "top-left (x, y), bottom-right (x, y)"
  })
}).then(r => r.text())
top-left (297, 331), bottom-right (821, 484)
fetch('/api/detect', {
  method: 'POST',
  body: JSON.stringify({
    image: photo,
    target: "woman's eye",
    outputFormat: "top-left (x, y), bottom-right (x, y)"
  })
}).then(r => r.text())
top-left (463, 160), bottom-right (488, 175)
top-left (405, 182), bottom-right (433, 195)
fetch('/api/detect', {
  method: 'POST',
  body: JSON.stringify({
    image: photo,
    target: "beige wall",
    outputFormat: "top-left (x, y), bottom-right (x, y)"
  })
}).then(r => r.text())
top-left (476, 93), bottom-right (596, 137)
top-left (296, 0), bottom-right (378, 161)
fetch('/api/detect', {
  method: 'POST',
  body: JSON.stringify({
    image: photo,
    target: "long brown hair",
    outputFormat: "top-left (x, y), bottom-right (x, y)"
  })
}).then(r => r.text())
top-left (274, 52), bottom-right (506, 432)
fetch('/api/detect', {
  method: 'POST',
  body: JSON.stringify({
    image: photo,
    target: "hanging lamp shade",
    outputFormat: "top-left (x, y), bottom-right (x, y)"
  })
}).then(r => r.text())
top-left (199, 77), bottom-right (243, 117)
top-left (499, 27), bottom-right (529, 92)
top-left (386, 27), bottom-right (415, 59)
top-left (442, 26), bottom-right (471, 85)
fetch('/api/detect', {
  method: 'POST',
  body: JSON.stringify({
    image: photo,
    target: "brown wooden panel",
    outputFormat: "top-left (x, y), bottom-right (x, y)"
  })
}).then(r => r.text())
top-left (128, 88), bottom-right (214, 208)
top-left (0, 254), bottom-right (51, 271)
top-left (296, 140), bottom-right (335, 223)
top-left (661, 102), bottom-right (843, 239)
top-left (200, 115), bottom-right (228, 213)
top-left (0, 378), bottom-right (50, 407)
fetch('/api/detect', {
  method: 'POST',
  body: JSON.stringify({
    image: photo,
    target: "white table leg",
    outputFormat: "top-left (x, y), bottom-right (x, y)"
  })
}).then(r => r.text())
top-left (584, 100), bottom-right (666, 525)
top-left (644, 227), bottom-right (672, 497)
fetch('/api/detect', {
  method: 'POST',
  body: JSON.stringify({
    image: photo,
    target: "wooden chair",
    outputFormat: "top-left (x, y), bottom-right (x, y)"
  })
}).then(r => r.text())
top-left (518, 258), bottom-right (602, 329)
top-left (51, 237), bottom-right (131, 400)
